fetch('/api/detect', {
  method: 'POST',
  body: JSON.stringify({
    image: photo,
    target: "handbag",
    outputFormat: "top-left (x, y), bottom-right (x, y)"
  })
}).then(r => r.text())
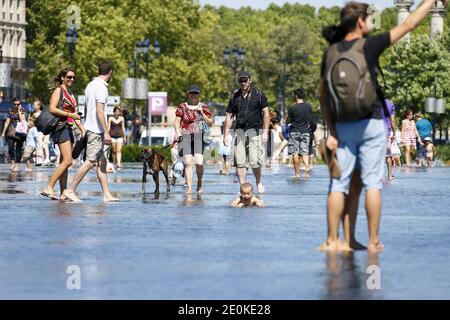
top-left (35, 88), bottom-right (65, 135)
top-left (6, 125), bottom-right (20, 142)
top-left (15, 120), bottom-right (28, 139)
top-left (198, 103), bottom-right (210, 134)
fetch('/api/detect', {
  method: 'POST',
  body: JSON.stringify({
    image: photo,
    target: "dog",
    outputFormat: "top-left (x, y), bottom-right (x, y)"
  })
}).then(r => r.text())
top-left (140, 148), bottom-right (170, 195)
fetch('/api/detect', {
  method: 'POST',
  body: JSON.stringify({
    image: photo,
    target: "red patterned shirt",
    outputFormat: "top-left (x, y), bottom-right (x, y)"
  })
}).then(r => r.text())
top-left (175, 102), bottom-right (211, 135)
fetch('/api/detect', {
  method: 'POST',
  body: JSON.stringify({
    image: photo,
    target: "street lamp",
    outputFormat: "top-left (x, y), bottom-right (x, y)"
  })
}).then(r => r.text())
top-left (425, 95), bottom-right (446, 143)
top-left (223, 44), bottom-right (246, 86)
top-left (127, 38), bottom-right (161, 145)
top-left (66, 27), bottom-right (78, 66)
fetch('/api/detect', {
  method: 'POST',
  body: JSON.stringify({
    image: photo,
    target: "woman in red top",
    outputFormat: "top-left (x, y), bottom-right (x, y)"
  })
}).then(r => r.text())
top-left (41, 67), bottom-right (84, 200)
top-left (175, 84), bottom-right (213, 194)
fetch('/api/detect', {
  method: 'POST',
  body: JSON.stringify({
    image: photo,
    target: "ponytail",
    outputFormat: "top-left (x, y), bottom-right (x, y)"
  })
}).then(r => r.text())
top-left (322, 24), bottom-right (346, 44)
top-left (322, 2), bottom-right (370, 44)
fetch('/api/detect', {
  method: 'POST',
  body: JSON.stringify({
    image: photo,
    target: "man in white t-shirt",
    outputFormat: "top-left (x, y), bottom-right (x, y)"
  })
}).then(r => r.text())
top-left (62, 60), bottom-right (118, 202)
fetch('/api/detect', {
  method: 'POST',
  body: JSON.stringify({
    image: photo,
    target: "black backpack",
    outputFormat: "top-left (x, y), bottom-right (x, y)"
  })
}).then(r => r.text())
top-left (35, 88), bottom-right (64, 135)
top-left (325, 38), bottom-right (378, 121)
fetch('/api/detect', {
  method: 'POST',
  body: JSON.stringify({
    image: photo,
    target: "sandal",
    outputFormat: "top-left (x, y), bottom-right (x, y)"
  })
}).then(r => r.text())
top-left (41, 191), bottom-right (58, 200)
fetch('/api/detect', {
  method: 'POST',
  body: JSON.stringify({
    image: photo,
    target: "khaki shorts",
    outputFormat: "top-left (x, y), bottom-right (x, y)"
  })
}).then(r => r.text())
top-left (231, 130), bottom-right (265, 168)
top-left (22, 145), bottom-right (35, 161)
top-left (86, 131), bottom-right (108, 162)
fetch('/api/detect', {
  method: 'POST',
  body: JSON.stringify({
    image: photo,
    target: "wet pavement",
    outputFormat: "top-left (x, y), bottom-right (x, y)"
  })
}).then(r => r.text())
top-left (0, 162), bottom-right (449, 299)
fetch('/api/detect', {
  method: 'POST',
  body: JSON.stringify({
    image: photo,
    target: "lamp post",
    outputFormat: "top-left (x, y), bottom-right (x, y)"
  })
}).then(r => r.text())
top-left (66, 27), bottom-right (78, 66)
top-left (278, 53), bottom-right (309, 121)
top-left (223, 45), bottom-right (246, 87)
top-left (128, 38), bottom-right (160, 145)
top-left (425, 83), bottom-right (446, 143)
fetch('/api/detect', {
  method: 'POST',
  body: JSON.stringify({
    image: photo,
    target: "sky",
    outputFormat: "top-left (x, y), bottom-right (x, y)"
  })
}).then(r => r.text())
top-left (199, 0), bottom-right (395, 10)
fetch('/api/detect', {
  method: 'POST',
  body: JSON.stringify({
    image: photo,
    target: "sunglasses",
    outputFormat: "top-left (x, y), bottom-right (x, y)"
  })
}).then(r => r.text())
top-left (238, 78), bottom-right (249, 84)
top-left (188, 91), bottom-right (200, 95)
top-left (13, 103), bottom-right (21, 106)
top-left (66, 76), bottom-right (76, 80)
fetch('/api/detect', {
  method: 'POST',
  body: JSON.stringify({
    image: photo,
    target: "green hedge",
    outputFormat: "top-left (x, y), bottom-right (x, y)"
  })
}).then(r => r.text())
top-left (122, 144), bottom-right (171, 162)
top-left (436, 144), bottom-right (450, 164)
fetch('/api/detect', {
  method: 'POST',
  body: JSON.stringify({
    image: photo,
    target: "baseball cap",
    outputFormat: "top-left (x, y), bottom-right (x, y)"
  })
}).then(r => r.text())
top-left (424, 137), bottom-right (432, 142)
top-left (237, 70), bottom-right (250, 79)
top-left (187, 84), bottom-right (201, 94)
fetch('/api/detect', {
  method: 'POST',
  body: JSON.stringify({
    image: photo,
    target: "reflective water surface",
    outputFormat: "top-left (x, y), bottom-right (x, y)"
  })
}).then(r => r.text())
top-left (0, 163), bottom-right (449, 299)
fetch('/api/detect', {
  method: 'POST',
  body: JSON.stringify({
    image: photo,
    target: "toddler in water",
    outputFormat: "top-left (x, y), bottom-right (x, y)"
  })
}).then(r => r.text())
top-left (230, 183), bottom-right (265, 208)
top-left (424, 137), bottom-right (436, 166)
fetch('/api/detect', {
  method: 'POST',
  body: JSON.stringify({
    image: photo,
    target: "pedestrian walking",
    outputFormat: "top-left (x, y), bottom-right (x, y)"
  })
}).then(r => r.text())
top-left (286, 88), bottom-right (313, 178)
top-left (401, 110), bottom-right (422, 166)
top-left (383, 99), bottom-right (397, 181)
top-left (62, 60), bottom-right (118, 202)
top-left (223, 71), bottom-right (270, 194)
top-left (1, 98), bottom-right (27, 172)
top-left (22, 116), bottom-right (39, 172)
top-left (415, 113), bottom-right (432, 166)
top-left (41, 67), bottom-right (83, 200)
top-left (107, 106), bottom-right (126, 168)
top-left (174, 84), bottom-right (213, 194)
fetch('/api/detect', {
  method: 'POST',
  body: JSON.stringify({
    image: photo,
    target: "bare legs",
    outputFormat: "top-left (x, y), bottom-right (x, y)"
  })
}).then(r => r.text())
top-left (319, 172), bottom-right (383, 252)
top-left (404, 145), bottom-right (415, 166)
top-left (386, 156), bottom-right (394, 181)
top-left (184, 163), bottom-right (204, 194)
top-left (63, 155), bottom-right (117, 202)
top-left (42, 140), bottom-right (72, 197)
top-left (112, 142), bottom-right (123, 167)
top-left (293, 154), bottom-right (310, 178)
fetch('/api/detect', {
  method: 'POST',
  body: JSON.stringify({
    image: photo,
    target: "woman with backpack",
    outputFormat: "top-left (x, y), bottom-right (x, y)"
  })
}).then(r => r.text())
top-left (0, 98), bottom-right (27, 172)
top-left (40, 67), bottom-right (83, 200)
top-left (318, 0), bottom-right (448, 252)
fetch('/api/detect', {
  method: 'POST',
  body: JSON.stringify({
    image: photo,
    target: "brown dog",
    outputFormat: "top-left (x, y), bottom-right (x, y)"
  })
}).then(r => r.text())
top-left (140, 148), bottom-right (170, 194)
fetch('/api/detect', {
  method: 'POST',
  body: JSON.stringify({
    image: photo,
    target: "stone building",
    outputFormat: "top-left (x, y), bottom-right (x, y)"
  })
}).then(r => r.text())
top-left (0, 0), bottom-right (34, 101)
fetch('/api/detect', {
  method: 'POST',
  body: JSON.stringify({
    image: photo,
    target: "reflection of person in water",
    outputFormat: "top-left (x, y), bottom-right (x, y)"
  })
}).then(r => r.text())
top-left (323, 252), bottom-right (382, 299)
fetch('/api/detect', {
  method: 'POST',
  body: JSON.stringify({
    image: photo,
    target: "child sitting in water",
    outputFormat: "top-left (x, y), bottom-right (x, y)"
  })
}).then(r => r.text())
top-left (230, 183), bottom-right (265, 208)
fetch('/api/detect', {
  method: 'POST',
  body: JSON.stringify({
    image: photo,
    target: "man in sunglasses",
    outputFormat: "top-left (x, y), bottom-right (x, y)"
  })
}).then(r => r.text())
top-left (223, 71), bottom-right (270, 194)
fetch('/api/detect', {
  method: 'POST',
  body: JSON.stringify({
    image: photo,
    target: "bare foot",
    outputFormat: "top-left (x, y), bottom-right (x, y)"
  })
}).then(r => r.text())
top-left (304, 171), bottom-right (311, 178)
top-left (368, 242), bottom-right (384, 253)
top-left (103, 196), bottom-right (119, 202)
top-left (25, 168), bottom-right (32, 172)
top-left (257, 183), bottom-right (265, 194)
top-left (350, 239), bottom-right (367, 250)
top-left (62, 190), bottom-right (81, 203)
top-left (316, 241), bottom-right (339, 252)
top-left (197, 188), bottom-right (203, 194)
top-left (185, 189), bottom-right (193, 194)
top-left (388, 175), bottom-right (394, 181)
top-left (337, 240), bottom-right (354, 252)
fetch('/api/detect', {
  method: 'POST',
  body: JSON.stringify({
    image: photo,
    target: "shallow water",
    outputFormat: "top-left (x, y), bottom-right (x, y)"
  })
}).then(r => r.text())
top-left (0, 163), bottom-right (449, 299)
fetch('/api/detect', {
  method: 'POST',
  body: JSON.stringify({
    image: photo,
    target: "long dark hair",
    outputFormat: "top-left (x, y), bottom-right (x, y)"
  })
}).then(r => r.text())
top-left (50, 67), bottom-right (75, 92)
top-left (322, 2), bottom-right (370, 44)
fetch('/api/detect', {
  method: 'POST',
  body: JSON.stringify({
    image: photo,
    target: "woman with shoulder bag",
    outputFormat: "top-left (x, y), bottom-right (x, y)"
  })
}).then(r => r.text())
top-left (41, 67), bottom-right (83, 200)
top-left (174, 84), bottom-right (213, 194)
top-left (0, 98), bottom-right (26, 172)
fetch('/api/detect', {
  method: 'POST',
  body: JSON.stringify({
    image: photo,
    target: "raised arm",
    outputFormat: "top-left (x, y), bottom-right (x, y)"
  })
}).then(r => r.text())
top-left (390, 0), bottom-right (448, 44)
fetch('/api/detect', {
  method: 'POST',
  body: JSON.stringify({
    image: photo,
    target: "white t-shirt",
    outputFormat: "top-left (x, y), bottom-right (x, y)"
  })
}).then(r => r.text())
top-left (84, 77), bottom-right (108, 134)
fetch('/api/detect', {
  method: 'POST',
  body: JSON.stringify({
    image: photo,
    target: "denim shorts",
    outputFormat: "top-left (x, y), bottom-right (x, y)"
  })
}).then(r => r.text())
top-left (330, 118), bottom-right (386, 194)
top-left (51, 123), bottom-right (74, 145)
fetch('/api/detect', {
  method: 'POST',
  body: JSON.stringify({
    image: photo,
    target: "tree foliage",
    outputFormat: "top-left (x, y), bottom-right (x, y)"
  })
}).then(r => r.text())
top-left (25, 1), bottom-right (450, 119)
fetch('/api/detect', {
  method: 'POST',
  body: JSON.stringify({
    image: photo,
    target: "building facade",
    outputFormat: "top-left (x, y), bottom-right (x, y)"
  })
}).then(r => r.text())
top-left (0, 0), bottom-right (33, 101)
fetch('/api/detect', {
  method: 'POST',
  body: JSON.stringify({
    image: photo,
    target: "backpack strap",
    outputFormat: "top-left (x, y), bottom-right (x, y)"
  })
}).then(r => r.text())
top-left (375, 62), bottom-right (390, 118)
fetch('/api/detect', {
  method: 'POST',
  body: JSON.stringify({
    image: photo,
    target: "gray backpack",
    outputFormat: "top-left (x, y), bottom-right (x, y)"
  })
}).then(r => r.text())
top-left (325, 38), bottom-right (378, 121)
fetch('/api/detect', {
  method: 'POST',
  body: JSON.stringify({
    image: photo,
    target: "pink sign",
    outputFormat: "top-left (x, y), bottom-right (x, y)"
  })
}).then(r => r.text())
top-left (148, 92), bottom-right (168, 115)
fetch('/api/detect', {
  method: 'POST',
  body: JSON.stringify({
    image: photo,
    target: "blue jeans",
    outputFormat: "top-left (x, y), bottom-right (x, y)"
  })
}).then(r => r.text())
top-left (330, 118), bottom-right (386, 194)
